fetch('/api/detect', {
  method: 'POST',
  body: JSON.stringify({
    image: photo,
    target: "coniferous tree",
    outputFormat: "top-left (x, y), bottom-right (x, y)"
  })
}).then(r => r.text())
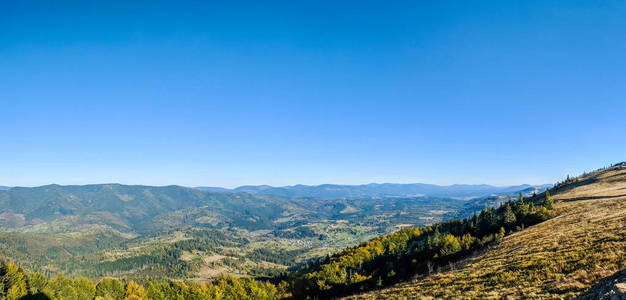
top-left (503, 203), bottom-right (517, 229)
top-left (543, 190), bottom-right (553, 210)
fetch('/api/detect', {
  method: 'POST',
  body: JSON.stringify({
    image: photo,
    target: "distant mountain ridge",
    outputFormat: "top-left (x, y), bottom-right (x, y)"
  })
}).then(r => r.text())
top-left (0, 182), bottom-right (549, 235)
top-left (196, 182), bottom-right (552, 200)
top-left (0, 182), bottom-right (551, 281)
top-left (0, 184), bottom-right (297, 233)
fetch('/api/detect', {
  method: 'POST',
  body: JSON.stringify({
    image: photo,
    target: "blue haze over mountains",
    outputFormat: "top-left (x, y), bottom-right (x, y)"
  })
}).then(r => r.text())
top-left (0, 182), bottom-right (551, 234)
top-left (196, 183), bottom-right (552, 200)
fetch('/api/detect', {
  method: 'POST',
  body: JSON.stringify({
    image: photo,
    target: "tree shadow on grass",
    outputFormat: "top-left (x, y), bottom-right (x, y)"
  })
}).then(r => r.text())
top-left (19, 293), bottom-right (50, 300)
top-left (560, 194), bottom-right (626, 202)
top-left (576, 268), bottom-right (626, 299)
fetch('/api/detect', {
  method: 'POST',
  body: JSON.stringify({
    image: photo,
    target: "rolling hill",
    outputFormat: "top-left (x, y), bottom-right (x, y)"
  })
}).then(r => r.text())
top-left (0, 181), bottom-right (544, 282)
top-left (343, 163), bottom-right (626, 299)
top-left (0, 183), bottom-right (546, 236)
top-left (0, 184), bottom-right (297, 233)
top-left (0, 163), bottom-right (622, 300)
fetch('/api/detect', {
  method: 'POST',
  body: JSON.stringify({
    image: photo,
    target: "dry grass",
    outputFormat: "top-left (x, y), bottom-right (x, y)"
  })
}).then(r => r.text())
top-left (344, 166), bottom-right (626, 300)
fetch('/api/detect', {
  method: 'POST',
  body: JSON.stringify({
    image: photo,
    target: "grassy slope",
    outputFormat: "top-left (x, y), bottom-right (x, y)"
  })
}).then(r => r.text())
top-left (345, 165), bottom-right (626, 299)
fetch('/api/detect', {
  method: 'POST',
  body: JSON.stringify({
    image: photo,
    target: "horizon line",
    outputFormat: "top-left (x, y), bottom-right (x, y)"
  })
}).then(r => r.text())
top-left (0, 181), bottom-right (553, 190)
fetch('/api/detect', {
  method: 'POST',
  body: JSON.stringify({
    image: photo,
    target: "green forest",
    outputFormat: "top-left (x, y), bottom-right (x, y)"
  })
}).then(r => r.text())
top-left (0, 261), bottom-right (283, 300)
top-left (0, 190), bottom-right (554, 300)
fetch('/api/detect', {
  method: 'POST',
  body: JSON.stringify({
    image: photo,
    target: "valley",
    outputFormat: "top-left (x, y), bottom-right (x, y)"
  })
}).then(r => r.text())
top-left (0, 183), bottom-right (543, 282)
top-left (1, 164), bottom-right (624, 300)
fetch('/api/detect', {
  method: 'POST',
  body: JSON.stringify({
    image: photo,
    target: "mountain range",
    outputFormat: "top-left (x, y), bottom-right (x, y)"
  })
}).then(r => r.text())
top-left (0, 181), bottom-right (547, 280)
top-left (195, 182), bottom-right (551, 200)
top-left (0, 182), bottom-right (550, 235)
top-left (0, 166), bottom-right (622, 300)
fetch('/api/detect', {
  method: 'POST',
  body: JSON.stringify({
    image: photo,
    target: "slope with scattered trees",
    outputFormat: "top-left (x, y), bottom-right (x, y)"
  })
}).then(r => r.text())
top-left (344, 162), bottom-right (626, 299)
top-left (287, 189), bottom-right (555, 298)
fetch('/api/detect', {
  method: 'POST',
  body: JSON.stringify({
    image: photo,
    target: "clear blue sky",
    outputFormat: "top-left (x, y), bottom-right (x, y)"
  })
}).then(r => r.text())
top-left (1, 1), bottom-right (625, 187)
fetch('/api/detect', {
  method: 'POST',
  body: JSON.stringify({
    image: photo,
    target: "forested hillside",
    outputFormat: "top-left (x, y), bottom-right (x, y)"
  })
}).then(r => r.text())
top-left (0, 183), bottom-right (537, 281)
top-left (0, 184), bottom-right (295, 233)
top-left (0, 261), bottom-right (283, 300)
top-left (0, 191), bottom-right (555, 300)
top-left (1, 164), bottom-right (623, 300)
top-left (345, 163), bottom-right (626, 299)
top-left (288, 188), bottom-right (554, 298)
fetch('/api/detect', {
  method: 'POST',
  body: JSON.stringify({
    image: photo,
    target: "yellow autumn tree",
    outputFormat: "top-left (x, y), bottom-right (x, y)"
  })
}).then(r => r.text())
top-left (123, 280), bottom-right (147, 300)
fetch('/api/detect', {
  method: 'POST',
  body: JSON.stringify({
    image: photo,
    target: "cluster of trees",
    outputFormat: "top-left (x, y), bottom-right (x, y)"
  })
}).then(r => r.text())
top-left (93, 240), bottom-right (213, 278)
top-left (91, 229), bottom-right (243, 279)
top-left (288, 192), bottom-right (555, 298)
top-left (92, 229), bottom-right (306, 281)
top-left (0, 261), bottom-right (282, 300)
top-left (272, 227), bottom-right (318, 240)
top-left (553, 162), bottom-right (625, 190)
top-left (248, 248), bottom-right (306, 267)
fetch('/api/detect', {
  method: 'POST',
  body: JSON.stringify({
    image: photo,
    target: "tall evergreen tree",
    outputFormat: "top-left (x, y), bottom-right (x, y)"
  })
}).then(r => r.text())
top-left (543, 190), bottom-right (553, 210)
top-left (503, 203), bottom-right (517, 228)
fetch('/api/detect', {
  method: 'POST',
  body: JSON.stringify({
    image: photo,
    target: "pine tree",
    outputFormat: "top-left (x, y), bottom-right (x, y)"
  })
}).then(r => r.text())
top-left (543, 190), bottom-right (553, 210)
top-left (503, 203), bottom-right (517, 227)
